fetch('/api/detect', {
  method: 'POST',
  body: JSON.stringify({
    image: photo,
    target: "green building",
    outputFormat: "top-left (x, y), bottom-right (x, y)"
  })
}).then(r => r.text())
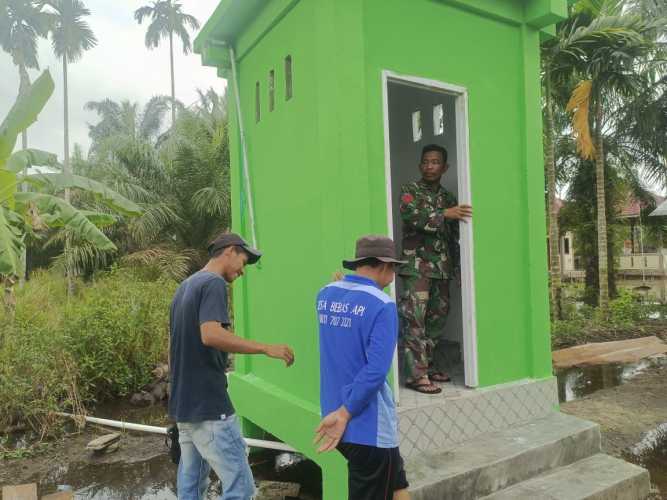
top-left (194, 1), bottom-right (568, 497)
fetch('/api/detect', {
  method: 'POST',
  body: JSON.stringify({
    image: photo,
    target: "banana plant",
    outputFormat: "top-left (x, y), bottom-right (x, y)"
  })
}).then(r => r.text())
top-left (1, 70), bottom-right (141, 286)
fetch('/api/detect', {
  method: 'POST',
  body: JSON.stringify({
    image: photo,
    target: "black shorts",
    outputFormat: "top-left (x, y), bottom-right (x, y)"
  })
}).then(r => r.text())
top-left (338, 443), bottom-right (409, 500)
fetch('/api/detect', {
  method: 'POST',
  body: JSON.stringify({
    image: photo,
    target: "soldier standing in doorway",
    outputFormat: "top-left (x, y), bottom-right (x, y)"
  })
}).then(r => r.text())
top-left (398, 144), bottom-right (473, 394)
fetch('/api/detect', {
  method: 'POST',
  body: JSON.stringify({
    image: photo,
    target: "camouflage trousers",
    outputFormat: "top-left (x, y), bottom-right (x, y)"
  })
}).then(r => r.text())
top-left (398, 275), bottom-right (451, 381)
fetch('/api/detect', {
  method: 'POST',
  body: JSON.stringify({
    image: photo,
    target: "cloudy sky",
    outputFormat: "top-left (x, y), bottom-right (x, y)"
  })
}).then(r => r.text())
top-left (1, 0), bottom-right (225, 160)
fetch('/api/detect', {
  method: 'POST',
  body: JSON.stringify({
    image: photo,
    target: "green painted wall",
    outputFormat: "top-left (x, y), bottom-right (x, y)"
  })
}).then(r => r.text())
top-left (196, 1), bottom-right (562, 497)
top-left (361, 0), bottom-right (553, 386)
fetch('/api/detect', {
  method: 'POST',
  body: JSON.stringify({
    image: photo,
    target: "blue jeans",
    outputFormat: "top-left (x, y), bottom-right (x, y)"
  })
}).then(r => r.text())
top-left (177, 415), bottom-right (255, 499)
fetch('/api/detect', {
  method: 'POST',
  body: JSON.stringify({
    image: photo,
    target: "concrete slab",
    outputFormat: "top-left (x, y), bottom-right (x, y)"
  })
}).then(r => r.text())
top-left (406, 412), bottom-right (601, 500)
top-left (481, 453), bottom-right (650, 500)
top-left (553, 336), bottom-right (667, 369)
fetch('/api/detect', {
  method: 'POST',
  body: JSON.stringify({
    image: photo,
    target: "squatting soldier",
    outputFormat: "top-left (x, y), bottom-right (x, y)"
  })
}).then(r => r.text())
top-left (398, 144), bottom-right (472, 394)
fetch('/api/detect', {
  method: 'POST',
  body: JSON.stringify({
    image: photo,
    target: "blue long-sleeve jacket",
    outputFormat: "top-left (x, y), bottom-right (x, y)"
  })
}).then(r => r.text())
top-left (317, 274), bottom-right (398, 448)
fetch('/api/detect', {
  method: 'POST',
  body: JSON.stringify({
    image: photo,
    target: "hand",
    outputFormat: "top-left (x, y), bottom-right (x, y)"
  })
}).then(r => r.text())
top-left (264, 344), bottom-right (295, 367)
top-left (313, 406), bottom-right (351, 453)
top-left (444, 204), bottom-right (473, 221)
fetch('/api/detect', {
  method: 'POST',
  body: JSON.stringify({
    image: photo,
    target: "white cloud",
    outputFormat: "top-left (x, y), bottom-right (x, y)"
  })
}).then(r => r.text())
top-left (1, 0), bottom-right (226, 162)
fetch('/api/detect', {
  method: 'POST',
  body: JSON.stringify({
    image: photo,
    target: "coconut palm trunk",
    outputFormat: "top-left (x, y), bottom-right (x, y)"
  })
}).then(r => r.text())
top-left (62, 53), bottom-right (74, 295)
top-left (18, 64), bottom-right (31, 286)
top-left (544, 68), bottom-right (562, 320)
top-left (169, 29), bottom-right (176, 127)
top-left (594, 98), bottom-right (609, 312)
top-left (19, 65), bottom-right (31, 150)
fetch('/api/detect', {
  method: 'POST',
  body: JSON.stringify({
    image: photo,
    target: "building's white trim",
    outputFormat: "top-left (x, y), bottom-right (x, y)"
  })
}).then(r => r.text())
top-left (381, 71), bottom-right (402, 402)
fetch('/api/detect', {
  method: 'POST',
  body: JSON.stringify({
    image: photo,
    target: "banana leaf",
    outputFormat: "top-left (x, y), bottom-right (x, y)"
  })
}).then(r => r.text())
top-left (0, 70), bottom-right (55, 163)
top-left (79, 211), bottom-right (117, 228)
top-left (0, 170), bottom-right (17, 207)
top-left (15, 192), bottom-right (117, 252)
top-left (25, 173), bottom-right (142, 217)
top-left (6, 149), bottom-right (60, 174)
top-left (0, 207), bottom-right (24, 276)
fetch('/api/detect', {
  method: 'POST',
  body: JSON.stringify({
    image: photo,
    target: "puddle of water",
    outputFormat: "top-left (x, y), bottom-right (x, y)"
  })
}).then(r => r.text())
top-left (625, 423), bottom-right (667, 497)
top-left (556, 359), bottom-right (655, 403)
top-left (34, 451), bottom-right (321, 499)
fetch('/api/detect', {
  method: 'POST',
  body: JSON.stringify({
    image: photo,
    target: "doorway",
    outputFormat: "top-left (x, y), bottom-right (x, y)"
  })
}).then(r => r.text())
top-left (381, 71), bottom-right (478, 396)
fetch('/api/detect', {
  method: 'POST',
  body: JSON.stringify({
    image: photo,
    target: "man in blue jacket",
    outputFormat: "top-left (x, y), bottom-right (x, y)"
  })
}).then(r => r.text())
top-left (314, 235), bottom-right (410, 500)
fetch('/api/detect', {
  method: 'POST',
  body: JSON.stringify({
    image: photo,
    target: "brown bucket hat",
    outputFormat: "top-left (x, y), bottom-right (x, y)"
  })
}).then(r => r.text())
top-left (207, 233), bottom-right (262, 265)
top-left (342, 235), bottom-right (407, 270)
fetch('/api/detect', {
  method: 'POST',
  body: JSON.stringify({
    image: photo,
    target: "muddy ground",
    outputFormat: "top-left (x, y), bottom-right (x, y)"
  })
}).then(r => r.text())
top-left (2, 364), bottom-right (665, 498)
top-left (561, 362), bottom-right (667, 498)
top-left (0, 424), bottom-right (169, 493)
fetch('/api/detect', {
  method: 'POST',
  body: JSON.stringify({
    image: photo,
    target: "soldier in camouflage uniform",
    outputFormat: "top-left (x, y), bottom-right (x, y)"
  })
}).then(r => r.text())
top-left (398, 144), bottom-right (472, 394)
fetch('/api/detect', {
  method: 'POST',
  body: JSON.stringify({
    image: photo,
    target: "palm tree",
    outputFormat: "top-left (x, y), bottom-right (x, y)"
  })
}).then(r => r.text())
top-left (84, 95), bottom-right (171, 160)
top-left (42, 0), bottom-right (96, 201)
top-left (560, 1), bottom-right (662, 313)
top-left (42, 0), bottom-right (96, 293)
top-left (79, 91), bottom-right (230, 280)
top-left (541, 4), bottom-right (640, 317)
top-left (0, 0), bottom-right (50, 150)
top-left (134, 1), bottom-right (200, 128)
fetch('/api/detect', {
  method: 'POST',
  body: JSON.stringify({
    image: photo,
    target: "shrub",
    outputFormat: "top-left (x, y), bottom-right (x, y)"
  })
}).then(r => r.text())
top-left (608, 289), bottom-right (650, 326)
top-left (0, 268), bottom-right (177, 434)
top-left (64, 269), bottom-right (176, 400)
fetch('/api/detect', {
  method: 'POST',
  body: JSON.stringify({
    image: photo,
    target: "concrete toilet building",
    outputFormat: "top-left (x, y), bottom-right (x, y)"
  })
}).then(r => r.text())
top-left (194, 1), bottom-right (652, 498)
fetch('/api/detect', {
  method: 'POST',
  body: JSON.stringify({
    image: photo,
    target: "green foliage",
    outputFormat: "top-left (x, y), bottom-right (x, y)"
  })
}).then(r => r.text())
top-left (134, 1), bottom-right (200, 53)
top-left (543, 0), bottom-right (667, 311)
top-left (0, 69), bottom-right (54, 163)
top-left (25, 172), bottom-right (143, 216)
top-left (65, 90), bottom-right (231, 280)
top-left (5, 148), bottom-right (58, 174)
top-left (64, 269), bottom-right (175, 399)
top-left (0, 70), bottom-right (143, 282)
top-left (0, 269), bottom-right (176, 434)
top-left (551, 283), bottom-right (663, 348)
top-left (0, 0), bottom-right (51, 72)
top-left (42, 0), bottom-right (97, 63)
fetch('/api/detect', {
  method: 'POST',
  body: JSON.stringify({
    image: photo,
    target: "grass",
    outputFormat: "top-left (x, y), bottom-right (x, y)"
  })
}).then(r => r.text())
top-left (0, 268), bottom-right (177, 438)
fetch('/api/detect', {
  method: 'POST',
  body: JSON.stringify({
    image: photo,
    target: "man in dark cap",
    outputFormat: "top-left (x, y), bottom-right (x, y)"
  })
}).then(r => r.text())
top-left (314, 235), bottom-right (410, 500)
top-left (169, 233), bottom-right (295, 499)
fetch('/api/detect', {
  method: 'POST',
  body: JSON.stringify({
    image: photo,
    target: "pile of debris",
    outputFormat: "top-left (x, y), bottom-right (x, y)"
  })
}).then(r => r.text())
top-left (130, 363), bottom-right (169, 407)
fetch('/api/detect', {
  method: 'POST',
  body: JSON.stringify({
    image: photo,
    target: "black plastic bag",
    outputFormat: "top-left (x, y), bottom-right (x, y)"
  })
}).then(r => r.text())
top-left (165, 424), bottom-right (181, 465)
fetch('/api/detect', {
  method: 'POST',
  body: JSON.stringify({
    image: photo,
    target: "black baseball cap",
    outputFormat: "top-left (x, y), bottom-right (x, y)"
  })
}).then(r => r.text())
top-left (207, 233), bottom-right (262, 265)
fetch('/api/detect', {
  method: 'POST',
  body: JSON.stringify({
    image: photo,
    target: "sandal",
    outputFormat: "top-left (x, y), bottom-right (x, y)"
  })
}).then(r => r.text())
top-left (406, 377), bottom-right (442, 395)
top-left (430, 372), bottom-right (451, 383)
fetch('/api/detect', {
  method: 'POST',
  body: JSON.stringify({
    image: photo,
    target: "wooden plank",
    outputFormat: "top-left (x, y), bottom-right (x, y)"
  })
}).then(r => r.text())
top-left (553, 336), bottom-right (667, 369)
top-left (1, 484), bottom-right (38, 500)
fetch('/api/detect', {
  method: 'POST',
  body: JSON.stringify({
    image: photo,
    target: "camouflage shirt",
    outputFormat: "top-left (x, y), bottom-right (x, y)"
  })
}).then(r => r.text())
top-left (398, 180), bottom-right (460, 279)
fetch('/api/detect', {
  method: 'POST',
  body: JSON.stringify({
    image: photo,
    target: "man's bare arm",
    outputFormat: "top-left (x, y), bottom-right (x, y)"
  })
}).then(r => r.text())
top-left (200, 321), bottom-right (294, 366)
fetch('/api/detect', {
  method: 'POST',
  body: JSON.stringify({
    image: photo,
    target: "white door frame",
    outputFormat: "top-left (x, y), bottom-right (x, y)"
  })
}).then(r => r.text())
top-left (381, 70), bottom-right (479, 398)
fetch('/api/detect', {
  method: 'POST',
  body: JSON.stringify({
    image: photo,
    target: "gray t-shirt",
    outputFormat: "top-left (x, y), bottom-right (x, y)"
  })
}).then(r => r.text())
top-left (168, 271), bottom-right (234, 422)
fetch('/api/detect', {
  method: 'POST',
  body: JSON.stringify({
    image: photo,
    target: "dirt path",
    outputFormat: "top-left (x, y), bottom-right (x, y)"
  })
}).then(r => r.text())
top-left (561, 362), bottom-right (667, 498)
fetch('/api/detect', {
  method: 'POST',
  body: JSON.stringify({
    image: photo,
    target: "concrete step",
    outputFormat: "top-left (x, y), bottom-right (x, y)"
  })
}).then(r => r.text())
top-left (407, 412), bottom-right (601, 500)
top-left (480, 453), bottom-right (650, 500)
